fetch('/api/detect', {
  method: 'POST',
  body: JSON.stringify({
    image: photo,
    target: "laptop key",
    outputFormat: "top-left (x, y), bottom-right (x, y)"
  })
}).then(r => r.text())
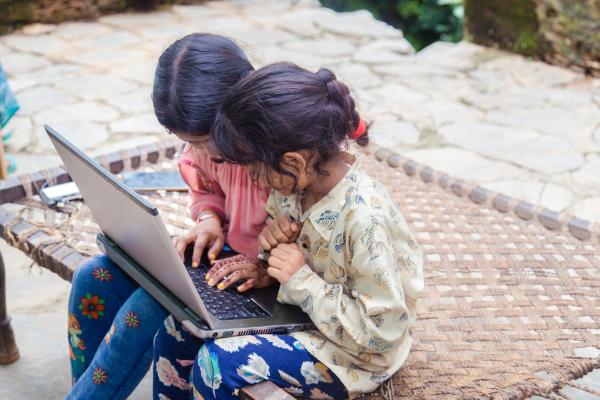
top-left (219, 312), bottom-right (234, 320)
top-left (238, 308), bottom-right (251, 318)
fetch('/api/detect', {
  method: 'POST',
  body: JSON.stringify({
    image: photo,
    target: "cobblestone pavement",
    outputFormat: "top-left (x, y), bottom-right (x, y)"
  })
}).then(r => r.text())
top-left (0, 1), bottom-right (599, 399)
top-left (1, 0), bottom-right (600, 221)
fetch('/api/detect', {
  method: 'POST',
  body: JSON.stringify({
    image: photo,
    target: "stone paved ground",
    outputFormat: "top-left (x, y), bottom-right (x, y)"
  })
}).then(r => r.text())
top-left (1, 0), bottom-right (600, 221)
top-left (0, 1), bottom-right (599, 399)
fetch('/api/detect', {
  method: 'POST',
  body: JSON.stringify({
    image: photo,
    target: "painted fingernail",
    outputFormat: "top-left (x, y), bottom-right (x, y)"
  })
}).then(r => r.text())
top-left (217, 283), bottom-right (225, 290)
top-left (192, 262), bottom-right (198, 268)
top-left (204, 273), bottom-right (210, 280)
top-left (207, 279), bottom-right (214, 286)
top-left (209, 253), bottom-right (216, 260)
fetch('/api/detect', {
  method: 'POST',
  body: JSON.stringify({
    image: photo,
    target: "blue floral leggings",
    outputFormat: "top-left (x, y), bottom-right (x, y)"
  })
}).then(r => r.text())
top-left (67, 255), bottom-right (168, 399)
top-left (153, 317), bottom-right (348, 399)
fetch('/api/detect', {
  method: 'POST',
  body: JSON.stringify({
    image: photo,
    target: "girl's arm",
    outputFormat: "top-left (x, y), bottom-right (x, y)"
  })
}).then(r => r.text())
top-left (179, 158), bottom-right (225, 222)
top-left (277, 214), bottom-right (422, 353)
top-left (175, 145), bottom-right (227, 264)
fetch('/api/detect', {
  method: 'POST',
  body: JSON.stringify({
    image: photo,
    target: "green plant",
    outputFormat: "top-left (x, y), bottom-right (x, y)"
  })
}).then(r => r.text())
top-left (320, 0), bottom-right (463, 50)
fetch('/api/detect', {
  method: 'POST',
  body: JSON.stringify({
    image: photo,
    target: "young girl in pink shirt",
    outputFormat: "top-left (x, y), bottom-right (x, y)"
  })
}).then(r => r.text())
top-left (65, 34), bottom-right (288, 399)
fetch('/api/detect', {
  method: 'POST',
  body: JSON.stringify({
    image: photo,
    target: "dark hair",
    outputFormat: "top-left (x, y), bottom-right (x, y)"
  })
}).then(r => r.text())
top-left (152, 33), bottom-right (254, 136)
top-left (210, 62), bottom-right (369, 187)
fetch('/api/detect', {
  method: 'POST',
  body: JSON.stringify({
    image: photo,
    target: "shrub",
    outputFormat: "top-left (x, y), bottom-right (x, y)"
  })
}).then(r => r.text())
top-left (320, 0), bottom-right (464, 50)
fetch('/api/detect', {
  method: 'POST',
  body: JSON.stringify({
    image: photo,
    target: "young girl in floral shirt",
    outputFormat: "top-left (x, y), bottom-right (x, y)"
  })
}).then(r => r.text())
top-left (152, 62), bottom-right (424, 399)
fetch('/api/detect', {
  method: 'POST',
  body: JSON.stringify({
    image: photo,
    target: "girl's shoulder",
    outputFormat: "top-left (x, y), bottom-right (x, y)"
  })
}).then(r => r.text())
top-left (356, 168), bottom-right (388, 195)
top-left (343, 168), bottom-right (391, 213)
top-left (342, 168), bottom-right (411, 232)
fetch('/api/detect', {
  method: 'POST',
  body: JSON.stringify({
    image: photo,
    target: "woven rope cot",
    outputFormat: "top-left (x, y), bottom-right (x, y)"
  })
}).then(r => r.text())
top-left (0, 139), bottom-right (598, 399)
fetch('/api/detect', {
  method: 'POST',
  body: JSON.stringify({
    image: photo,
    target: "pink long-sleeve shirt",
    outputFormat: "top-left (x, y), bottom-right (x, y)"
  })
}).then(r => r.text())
top-left (178, 144), bottom-right (269, 256)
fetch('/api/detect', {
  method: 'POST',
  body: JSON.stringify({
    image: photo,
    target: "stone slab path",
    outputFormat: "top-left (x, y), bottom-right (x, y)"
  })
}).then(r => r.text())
top-left (1, 0), bottom-right (600, 222)
top-left (0, 1), bottom-right (599, 399)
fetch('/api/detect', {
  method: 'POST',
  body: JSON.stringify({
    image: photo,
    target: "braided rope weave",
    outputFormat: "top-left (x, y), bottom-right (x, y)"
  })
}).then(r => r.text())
top-left (2, 144), bottom-right (599, 399)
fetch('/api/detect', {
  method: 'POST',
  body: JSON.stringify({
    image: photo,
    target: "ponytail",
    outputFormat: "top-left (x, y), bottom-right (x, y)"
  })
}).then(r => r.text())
top-left (315, 68), bottom-right (369, 146)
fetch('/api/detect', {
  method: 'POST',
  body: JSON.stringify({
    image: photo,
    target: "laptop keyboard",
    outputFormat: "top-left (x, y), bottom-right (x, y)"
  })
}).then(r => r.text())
top-left (184, 256), bottom-right (270, 321)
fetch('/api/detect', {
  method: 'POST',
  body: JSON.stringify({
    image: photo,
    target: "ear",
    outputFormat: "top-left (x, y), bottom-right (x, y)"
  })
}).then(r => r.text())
top-left (280, 152), bottom-right (307, 175)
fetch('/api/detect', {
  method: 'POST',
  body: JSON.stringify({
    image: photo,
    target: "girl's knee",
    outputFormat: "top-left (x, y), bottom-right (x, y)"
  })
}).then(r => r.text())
top-left (73, 256), bottom-right (113, 290)
top-left (72, 255), bottom-right (113, 287)
top-left (72, 255), bottom-right (134, 293)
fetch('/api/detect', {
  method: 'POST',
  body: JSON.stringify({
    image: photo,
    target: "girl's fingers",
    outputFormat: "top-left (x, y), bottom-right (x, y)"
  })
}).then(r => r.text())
top-left (175, 234), bottom-right (193, 261)
top-left (216, 270), bottom-right (241, 290)
top-left (259, 234), bottom-right (272, 251)
top-left (270, 247), bottom-right (286, 259)
top-left (206, 255), bottom-right (243, 279)
top-left (206, 259), bottom-right (227, 280)
top-left (276, 218), bottom-right (297, 240)
top-left (206, 258), bottom-right (222, 278)
top-left (263, 229), bottom-right (279, 248)
top-left (209, 262), bottom-right (254, 287)
top-left (272, 244), bottom-right (297, 258)
top-left (267, 267), bottom-right (284, 282)
top-left (173, 237), bottom-right (183, 260)
top-left (237, 278), bottom-right (256, 292)
top-left (207, 236), bottom-right (224, 263)
top-left (276, 242), bottom-right (299, 253)
top-left (217, 269), bottom-right (253, 290)
top-left (271, 222), bottom-right (289, 243)
top-left (191, 235), bottom-right (209, 268)
top-left (207, 263), bottom-right (234, 286)
top-left (290, 229), bottom-right (300, 242)
top-left (267, 255), bottom-right (286, 270)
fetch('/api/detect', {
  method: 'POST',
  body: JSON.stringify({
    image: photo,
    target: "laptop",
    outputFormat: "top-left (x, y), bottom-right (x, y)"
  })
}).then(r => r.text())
top-left (45, 125), bottom-right (313, 339)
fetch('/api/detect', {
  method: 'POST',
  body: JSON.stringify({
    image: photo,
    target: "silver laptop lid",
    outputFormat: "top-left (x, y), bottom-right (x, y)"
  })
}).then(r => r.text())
top-left (45, 125), bottom-right (212, 324)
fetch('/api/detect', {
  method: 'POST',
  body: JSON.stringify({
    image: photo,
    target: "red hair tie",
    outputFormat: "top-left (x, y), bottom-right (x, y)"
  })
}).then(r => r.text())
top-left (350, 116), bottom-right (366, 140)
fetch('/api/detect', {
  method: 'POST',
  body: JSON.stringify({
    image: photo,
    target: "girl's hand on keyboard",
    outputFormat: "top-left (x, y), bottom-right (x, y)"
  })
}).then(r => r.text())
top-left (206, 254), bottom-right (275, 292)
top-left (173, 216), bottom-right (225, 268)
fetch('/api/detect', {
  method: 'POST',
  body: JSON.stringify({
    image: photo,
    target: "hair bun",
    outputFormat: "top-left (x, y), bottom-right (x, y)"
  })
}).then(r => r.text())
top-left (314, 66), bottom-right (368, 146)
top-left (315, 68), bottom-right (336, 84)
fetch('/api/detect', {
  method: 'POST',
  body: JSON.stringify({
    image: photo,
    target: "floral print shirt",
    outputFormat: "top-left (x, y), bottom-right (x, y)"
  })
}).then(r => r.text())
top-left (266, 156), bottom-right (424, 398)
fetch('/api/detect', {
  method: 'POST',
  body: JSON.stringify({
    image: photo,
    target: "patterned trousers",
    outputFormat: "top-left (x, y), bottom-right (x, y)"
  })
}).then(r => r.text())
top-left (66, 255), bottom-right (168, 399)
top-left (153, 316), bottom-right (349, 399)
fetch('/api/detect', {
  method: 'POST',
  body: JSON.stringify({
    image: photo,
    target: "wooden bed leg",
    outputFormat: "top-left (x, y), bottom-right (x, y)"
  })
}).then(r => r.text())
top-left (240, 381), bottom-right (294, 400)
top-left (0, 248), bottom-right (19, 364)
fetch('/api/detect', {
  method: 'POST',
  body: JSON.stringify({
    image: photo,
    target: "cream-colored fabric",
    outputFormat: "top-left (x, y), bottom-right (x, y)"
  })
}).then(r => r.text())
top-left (267, 156), bottom-right (424, 398)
